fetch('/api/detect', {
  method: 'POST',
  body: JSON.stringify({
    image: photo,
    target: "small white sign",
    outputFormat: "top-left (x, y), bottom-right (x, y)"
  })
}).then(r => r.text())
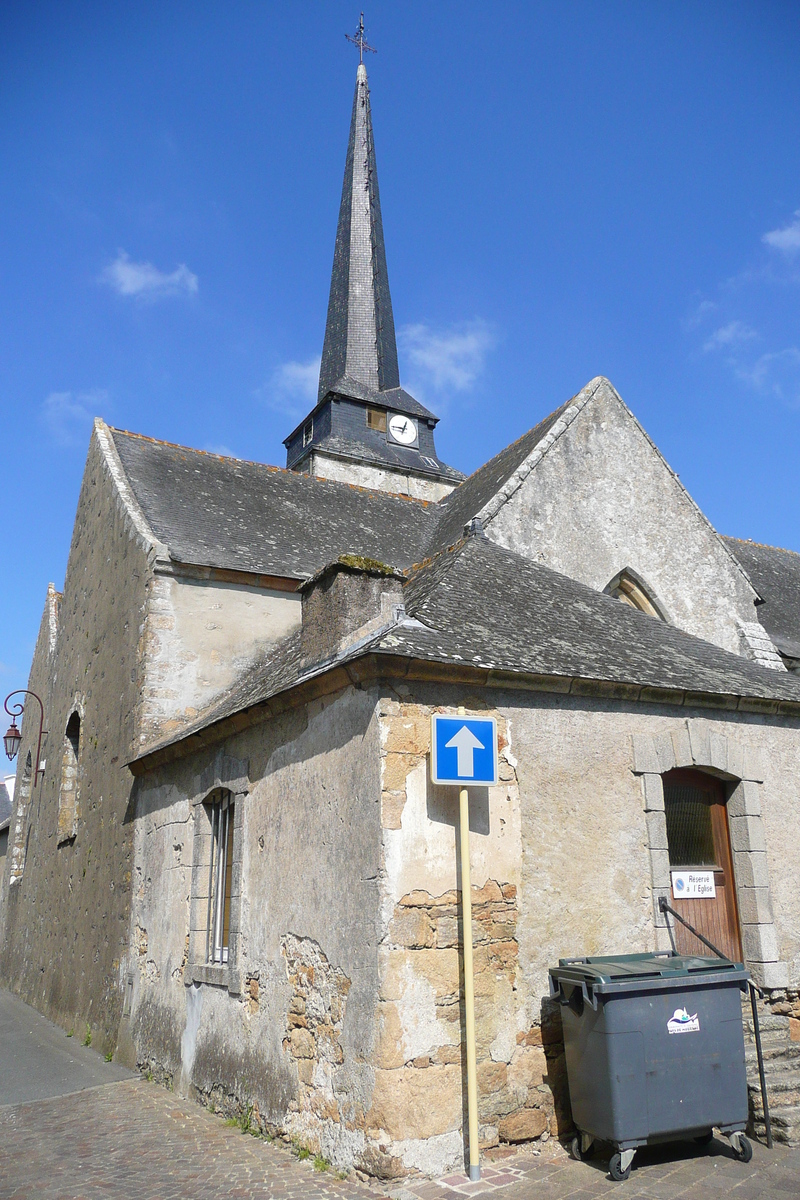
top-left (671, 870), bottom-right (716, 899)
top-left (667, 1007), bottom-right (700, 1035)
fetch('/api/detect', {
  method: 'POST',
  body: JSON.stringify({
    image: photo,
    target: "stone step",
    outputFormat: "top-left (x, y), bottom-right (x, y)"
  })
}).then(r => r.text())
top-left (750, 1071), bottom-right (800, 1110)
top-left (743, 1012), bottom-right (790, 1036)
top-left (752, 1104), bottom-right (800, 1147)
top-left (746, 1045), bottom-right (800, 1073)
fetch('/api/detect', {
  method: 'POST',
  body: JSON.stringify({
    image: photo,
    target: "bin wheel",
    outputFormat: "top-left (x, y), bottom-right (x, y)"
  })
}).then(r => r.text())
top-left (694, 1131), bottom-right (714, 1146)
top-left (732, 1134), bottom-right (753, 1164)
top-left (609, 1153), bottom-right (631, 1182)
top-left (570, 1135), bottom-right (593, 1161)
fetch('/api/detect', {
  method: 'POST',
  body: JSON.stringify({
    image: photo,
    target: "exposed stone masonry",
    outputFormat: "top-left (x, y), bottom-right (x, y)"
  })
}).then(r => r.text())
top-left (281, 933), bottom-right (352, 1139)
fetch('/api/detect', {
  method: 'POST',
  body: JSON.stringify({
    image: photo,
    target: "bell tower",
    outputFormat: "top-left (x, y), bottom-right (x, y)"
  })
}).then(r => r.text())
top-left (283, 38), bottom-right (462, 501)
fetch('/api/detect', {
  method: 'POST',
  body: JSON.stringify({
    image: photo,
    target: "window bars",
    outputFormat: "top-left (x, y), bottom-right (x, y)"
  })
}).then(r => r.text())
top-left (207, 791), bottom-right (235, 965)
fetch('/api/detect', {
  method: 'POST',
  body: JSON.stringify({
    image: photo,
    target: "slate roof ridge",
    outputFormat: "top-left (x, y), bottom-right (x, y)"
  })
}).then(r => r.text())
top-left (403, 536), bottom-right (470, 609)
top-left (109, 424), bottom-right (439, 509)
top-left (723, 534), bottom-right (800, 559)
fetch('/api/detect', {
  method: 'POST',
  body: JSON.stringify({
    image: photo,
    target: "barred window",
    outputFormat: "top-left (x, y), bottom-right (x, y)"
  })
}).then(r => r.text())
top-left (206, 789), bottom-right (235, 964)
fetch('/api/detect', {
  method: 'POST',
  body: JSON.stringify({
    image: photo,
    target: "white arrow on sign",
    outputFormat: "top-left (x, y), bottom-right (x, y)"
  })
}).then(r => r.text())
top-left (445, 725), bottom-right (485, 778)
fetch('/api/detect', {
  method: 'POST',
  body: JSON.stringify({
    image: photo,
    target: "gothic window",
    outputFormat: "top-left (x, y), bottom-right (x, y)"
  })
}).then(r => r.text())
top-left (206, 789), bottom-right (235, 965)
top-left (605, 569), bottom-right (666, 620)
top-left (57, 712), bottom-right (80, 844)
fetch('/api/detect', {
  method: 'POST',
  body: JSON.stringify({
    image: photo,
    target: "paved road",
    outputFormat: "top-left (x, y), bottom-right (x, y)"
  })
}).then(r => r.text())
top-left (0, 987), bottom-right (132, 1104)
top-left (1, 989), bottom-right (799, 1199)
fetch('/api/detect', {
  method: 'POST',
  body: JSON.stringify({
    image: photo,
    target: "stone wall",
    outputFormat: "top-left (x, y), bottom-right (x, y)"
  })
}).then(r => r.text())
top-left (371, 682), bottom-right (800, 1176)
top-left (0, 432), bottom-right (150, 1050)
top-left (484, 379), bottom-right (762, 657)
top-left (136, 574), bottom-right (301, 749)
top-left (125, 684), bottom-right (386, 1175)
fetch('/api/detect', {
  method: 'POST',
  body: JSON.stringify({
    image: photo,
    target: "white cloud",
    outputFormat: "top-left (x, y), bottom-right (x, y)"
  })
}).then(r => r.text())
top-left (702, 321), bottom-right (758, 352)
top-left (682, 299), bottom-right (717, 331)
top-left (737, 347), bottom-right (800, 407)
top-left (257, 357), bottom-right (320, 418)
top-left (100, 250), bottom-right (198, 300)
top-left (762, 210), bottom-right (800, 255)
top-left (203, 443), bottom-right (238, 459)
top-left (398, 319), bottom-right (495, 394)
top-left (41, 389), bottom-right (110, 445)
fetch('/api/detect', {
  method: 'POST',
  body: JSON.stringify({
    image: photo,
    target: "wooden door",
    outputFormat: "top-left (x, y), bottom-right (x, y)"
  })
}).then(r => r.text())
top-left (662, 768), bottom-right (743, 962)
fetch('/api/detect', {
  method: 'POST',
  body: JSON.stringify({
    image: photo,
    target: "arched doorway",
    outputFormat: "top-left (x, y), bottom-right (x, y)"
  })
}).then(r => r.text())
top-left (662, 768), bottom-right (743, 962)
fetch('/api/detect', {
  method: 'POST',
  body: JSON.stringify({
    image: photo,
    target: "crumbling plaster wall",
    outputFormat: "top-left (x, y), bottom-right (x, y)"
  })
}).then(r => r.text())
top-left (485, 385), bottom-right (759, 656)
top-left (374, 684), bottom-right (800, 1177)
top-left (136, 577), bottom-right (301, 748)
top-left (127, 684), bottom-right (386, 1173)
top-left (0, 431), bottom-right (149, 1049)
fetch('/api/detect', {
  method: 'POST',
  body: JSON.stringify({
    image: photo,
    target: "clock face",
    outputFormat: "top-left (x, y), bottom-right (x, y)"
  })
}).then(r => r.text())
top-left (388, 413), bottom-right (418, 446)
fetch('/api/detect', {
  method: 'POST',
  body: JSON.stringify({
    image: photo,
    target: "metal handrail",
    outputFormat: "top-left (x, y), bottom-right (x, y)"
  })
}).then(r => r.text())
top-left (658, 896), bottom-right (773, 1149)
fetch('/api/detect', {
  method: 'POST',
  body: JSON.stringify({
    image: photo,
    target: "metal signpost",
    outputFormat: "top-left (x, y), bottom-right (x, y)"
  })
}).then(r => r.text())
top-left (431, 709), bottom-right (498, 1182)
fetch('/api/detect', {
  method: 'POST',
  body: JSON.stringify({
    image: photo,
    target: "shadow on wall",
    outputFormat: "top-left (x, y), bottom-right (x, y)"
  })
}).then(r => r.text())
top-left (426, 772), bottom-right (490, 836)
top-left (539, 998), bottom-right (573, 1139)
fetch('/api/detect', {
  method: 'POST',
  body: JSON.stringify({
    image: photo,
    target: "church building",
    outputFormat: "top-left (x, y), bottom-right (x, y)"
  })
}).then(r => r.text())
top-left (2, 55), bottom-right (800, 1179)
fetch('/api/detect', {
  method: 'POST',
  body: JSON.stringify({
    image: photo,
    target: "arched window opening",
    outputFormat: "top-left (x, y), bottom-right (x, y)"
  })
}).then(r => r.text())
top-left (605, 569), bottom-right (666, 621)
top-left (57, 712), bottom-right (80, 844)
top-left (205, 789), bottom-right (235, 965)
top-left (8, 752), bottom-right (32, 883)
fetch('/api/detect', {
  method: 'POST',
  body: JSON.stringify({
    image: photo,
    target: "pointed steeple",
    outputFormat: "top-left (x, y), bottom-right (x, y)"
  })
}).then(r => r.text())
top-left (318, 62), bottom-right (400, 403)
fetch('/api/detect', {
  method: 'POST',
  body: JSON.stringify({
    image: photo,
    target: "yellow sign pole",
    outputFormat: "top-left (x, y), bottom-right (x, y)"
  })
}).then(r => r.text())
top-left (458, 706), bottom-right (480, 1181)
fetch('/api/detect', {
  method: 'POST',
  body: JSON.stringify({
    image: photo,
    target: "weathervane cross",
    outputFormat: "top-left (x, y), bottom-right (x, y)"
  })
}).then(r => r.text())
top-left (346, 12), bottom-right (376, 62)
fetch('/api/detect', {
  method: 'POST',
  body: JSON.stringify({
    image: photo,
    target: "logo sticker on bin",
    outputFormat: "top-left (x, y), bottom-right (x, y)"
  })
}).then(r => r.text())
top-left (667, 1007), bottom-right (700, 1034)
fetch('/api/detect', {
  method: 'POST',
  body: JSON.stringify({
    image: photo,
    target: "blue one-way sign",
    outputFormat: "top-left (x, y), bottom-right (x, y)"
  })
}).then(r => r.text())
top-left (431, 714), bottom-right (498, 785)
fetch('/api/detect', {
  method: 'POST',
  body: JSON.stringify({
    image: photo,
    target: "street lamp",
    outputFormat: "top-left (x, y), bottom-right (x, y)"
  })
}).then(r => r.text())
top-left (3, 691), bottom-right (47, 785)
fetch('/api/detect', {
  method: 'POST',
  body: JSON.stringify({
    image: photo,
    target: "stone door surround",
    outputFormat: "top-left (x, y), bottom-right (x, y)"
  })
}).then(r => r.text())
top-left (632, 719), bottom-right (786, 991)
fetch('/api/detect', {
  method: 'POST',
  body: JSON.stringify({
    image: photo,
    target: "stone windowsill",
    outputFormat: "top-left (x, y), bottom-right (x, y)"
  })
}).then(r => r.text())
top-left (186, 962), bottom-right (241, 994)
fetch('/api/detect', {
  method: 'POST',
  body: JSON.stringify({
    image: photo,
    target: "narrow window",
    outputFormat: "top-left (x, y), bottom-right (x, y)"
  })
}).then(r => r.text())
top-left (303, 419), bottom-right (313, 448)
top-left (366, 407), bottom-right (387, 432)
top-left (605, 569), bottom-right (666, 620)
top-left (57, 712), bottom-right (80, 844)
top-left (206, 789), bottom-right (235, 964)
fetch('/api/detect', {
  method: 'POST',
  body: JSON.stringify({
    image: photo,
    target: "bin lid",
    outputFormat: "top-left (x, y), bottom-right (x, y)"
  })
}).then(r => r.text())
top-left (549, 951), bottom-right (749, 994)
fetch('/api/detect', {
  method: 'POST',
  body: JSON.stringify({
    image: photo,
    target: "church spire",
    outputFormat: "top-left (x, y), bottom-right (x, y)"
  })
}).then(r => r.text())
top-left (317, 59), bottom-right (400, 403)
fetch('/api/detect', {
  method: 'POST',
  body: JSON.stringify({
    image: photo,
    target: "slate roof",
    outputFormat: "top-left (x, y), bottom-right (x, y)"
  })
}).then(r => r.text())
top-left (428, 396), bottom-right (573, 552)
top-left (110, 428), bottom-right (437, 579)
top-left (723, 537), bottom-right (800, 659)
top-left (317, 63), bottom-right (400, 404)
top-left (133, 534), bottom-right (800, 767)
top-left (398, 537), bottom-right (800, 701)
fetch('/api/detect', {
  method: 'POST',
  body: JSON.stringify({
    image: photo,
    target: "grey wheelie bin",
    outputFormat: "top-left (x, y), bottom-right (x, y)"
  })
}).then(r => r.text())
top-left (549, 952), bottom-right (751, 1181)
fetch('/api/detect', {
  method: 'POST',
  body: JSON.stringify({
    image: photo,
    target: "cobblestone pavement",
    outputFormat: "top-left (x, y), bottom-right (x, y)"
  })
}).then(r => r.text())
top-left (0, 1077), bottom-right (799, 1200)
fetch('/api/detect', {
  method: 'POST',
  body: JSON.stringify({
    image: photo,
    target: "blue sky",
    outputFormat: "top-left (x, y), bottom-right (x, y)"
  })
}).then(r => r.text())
top-left (1, 1), bottom-right (799, 689)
